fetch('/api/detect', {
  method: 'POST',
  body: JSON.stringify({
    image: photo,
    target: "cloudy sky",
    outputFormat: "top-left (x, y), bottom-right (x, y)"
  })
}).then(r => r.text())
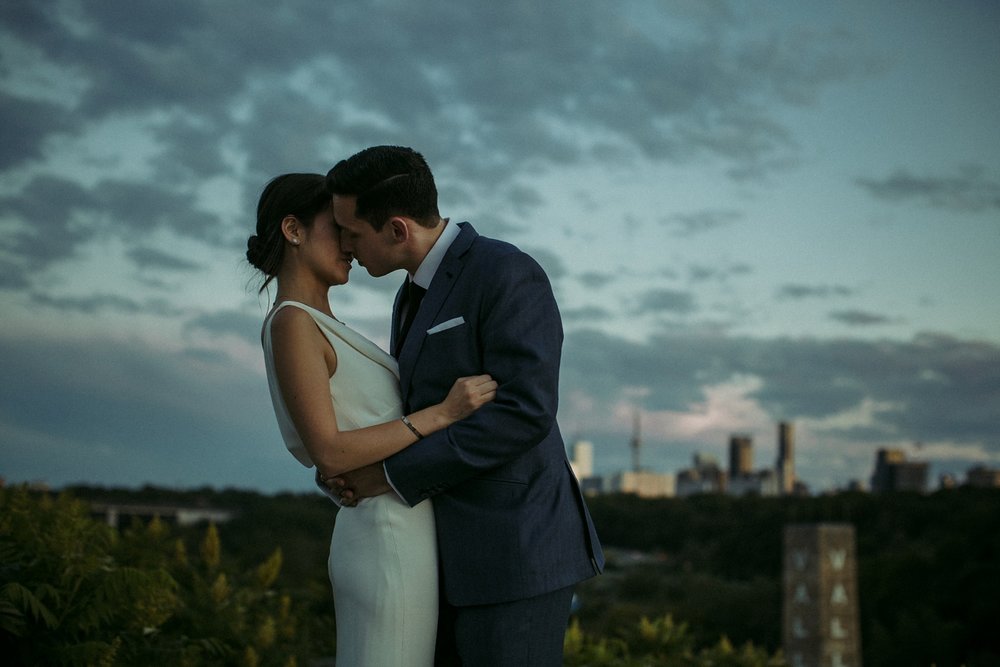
top-left (2, 1), bottom-right (998, 494)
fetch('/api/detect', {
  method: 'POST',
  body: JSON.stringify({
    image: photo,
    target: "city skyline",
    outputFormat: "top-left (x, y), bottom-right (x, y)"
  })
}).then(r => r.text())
top-left (572, 418), bottom-right (993, 496)
top-left (2, 1), bottom-right (998, 494)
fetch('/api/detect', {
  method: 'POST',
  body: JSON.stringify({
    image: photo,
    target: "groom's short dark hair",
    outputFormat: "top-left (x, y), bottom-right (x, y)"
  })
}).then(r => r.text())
top-left (326, 146), bottom-right (440, 230)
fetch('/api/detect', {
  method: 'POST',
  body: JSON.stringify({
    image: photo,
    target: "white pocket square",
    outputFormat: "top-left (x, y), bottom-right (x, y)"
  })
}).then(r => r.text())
top-left (427, 316), bottom-right (465, 335)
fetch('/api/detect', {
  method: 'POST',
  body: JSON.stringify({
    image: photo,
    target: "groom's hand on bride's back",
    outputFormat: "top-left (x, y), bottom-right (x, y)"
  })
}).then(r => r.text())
top-left (325, 462), bottom-right (392, 506)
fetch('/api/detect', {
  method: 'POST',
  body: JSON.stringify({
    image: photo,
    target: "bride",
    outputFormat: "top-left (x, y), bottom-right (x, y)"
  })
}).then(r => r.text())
top-left (246, 173), bottom-right (496, 666)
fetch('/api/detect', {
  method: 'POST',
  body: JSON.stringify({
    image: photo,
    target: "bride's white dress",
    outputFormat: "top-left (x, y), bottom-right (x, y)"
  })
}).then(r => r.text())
top-left (262, 301), bottom-right (438, 667)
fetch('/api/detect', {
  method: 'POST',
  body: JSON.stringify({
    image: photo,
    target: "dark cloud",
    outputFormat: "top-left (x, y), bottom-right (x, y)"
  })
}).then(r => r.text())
top-left (0, 332), bottom-right (301, 491)
top-left (777, 283), bottom-right (856, 300)
top-left (689, 263), bottom-right (753, 284)
top-left (3, 0), bottom-right (871, 188)
top-left (128, 247), bottom-right (203, 272)
top-left (522, 247), bottom-right (568, 282)
top-left (561, 328), bottom-right (1000, 446)
top-left (0, 175), bottom-right (223, 287)
top-left (634, 288), bottom-right (698, 315)
top-left (578, 271), bottom-right (615, 289)
top-left (97, 181), bottom-right (223, 238)
top-left (185, 310), bottom-right (262, 346)
top-left (3, 321), bottom-right (996, 492)
top-left (660, 209), bottom-right (743, 237)
top-left (857, 165), bottom-right (1000, 213)
top-left (0, 1), bottom-right (877, 303)
top-left (562, 305), bottom-right (615, 324)
top-left (29, 292), bottom-right (170, 315)
top-left (0, 176), bottom-right (96, 268)
top-left (0, 95), bottom-right (72, 170)
top-left (829, 309), bottom-right (897, 326)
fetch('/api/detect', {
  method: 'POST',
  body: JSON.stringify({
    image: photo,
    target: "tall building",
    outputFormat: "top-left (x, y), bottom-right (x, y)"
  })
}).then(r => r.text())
top-left (729, 435), bottom-right (753, 478)
top-left (676, 453), bottom-right (727, 496)
top-left (778, 421), bottom-right (796, 495)
top-left (870, 448), bottom-right (928, 493)
top-left (728, 469), bottom-right (780, 497)
top-left (966, 465), bottom-right (1000, 488)
top-left (783, 523), bottom-right (863, 667)
top-left (607, 470), bottom-right (675, 498)
top-left (630, 410), bottom-right (642, 472)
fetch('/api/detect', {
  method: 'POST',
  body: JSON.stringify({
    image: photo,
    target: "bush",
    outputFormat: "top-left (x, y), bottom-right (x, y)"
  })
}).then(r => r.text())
top-left (0, 485), bottom-right (327, 666)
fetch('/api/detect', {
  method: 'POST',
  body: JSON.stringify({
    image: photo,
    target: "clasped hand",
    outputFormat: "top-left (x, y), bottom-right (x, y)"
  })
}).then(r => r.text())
top-left (319, 463), bottom-right (391, 507)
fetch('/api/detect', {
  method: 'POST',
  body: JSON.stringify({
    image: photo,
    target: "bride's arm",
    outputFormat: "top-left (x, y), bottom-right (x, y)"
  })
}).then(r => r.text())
top-left (270, 307), bottom-right (496, 478)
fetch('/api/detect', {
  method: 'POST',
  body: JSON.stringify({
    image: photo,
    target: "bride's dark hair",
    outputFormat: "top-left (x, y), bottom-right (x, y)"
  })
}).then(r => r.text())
top-left (247, 173), bottom-right (330, 294)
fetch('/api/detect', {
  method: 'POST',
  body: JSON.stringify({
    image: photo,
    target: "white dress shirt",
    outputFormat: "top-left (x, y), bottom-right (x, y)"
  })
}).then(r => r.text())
top-left (385, 218), bottom-right (461, 498)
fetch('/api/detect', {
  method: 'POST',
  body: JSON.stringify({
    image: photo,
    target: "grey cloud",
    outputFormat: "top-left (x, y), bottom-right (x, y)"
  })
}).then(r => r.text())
top-left (128, 247), bottom-right (203, 272)
top-left (634, 288), bottom-right (697, 315)
top-left (747, 333), bottom-right (1000, 442)
top-left (0, 0), bottom-right (879, 307)
top-left (689, 263), bottom-right (753, 284)
top-left (186, 310), bottom-right (262, 345)
top-left (578, 271), bottom-right (615, 289)
top-left (97, 181), bottom-right (223, 238)
top-left (0, 332), bottom-right (301, 492)
top-left (561, 327), bottom-right (1000, 446)
top-left (660, 209), bottom-right (743, 237)
top-left (30, 292), bottom-right (151, 315)
top-left (777, 283), bottom-right (856, 300)
top-left (857, 165), bottom-right (1000, 213)
top-left (563, 328), bottom-right (712, 411)
top-left (0, 175), bottom-right (223, 284)
top-left (562, 305), bottom-right (615, 324)
top-left (829, 309), bottom-right (897, 326)
top-left (523, 247), bottom-right (568, 282)
top-left (4, 0), bottom-right (871, 189)
top-left (0, 95), bottom-right (72, 170)
top-left (0, 176), bottom-right (96, 268)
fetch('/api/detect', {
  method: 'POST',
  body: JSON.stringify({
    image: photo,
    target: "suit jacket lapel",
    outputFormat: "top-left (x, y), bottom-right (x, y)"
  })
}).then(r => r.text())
top-left (398, 222), bottom-right (478, 401)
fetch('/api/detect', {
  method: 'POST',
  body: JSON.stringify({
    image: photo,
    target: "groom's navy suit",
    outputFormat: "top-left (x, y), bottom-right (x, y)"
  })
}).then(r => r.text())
top-left (385, 222), bottom-right (603, 614)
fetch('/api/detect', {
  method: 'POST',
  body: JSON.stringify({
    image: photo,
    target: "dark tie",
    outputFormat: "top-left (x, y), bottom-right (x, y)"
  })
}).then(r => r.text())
top-left (395, 280), bottom-right (426, 357)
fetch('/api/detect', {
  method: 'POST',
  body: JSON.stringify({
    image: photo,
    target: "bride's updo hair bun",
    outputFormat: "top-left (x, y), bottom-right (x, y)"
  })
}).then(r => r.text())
top-left (248, 173), bottom-right (330, 294)
top-left (246, 234), bottom-right (267, 269)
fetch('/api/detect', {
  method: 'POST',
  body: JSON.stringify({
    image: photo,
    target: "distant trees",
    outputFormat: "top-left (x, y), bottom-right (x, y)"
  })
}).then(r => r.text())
top-left (0, 485), bottom-right (333, 666)
top-left (579, 488), bottom-right (1000, 666)
top-left (10, 483), bottom-right (997, 665)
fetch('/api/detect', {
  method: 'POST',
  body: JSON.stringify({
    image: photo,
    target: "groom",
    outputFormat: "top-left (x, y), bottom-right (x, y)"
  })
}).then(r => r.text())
top-left (326, 146), bottom-right (603, 665)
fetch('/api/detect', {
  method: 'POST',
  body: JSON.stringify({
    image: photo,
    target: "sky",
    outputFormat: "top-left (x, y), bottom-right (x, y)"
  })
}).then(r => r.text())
top-left (1, 1), bottom-right (998, 495)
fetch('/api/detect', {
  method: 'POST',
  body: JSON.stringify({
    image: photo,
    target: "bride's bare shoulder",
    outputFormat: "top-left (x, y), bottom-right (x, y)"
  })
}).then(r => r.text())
top-left (269, 304), bottom-right (319, 339)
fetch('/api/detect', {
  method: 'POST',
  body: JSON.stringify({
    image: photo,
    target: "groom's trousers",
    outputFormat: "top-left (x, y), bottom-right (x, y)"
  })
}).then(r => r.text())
top-left (434, 584), bottom-right (575, 666)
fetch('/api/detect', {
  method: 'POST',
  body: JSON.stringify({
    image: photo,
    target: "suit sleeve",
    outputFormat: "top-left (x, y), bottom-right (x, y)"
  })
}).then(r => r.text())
top-left (384, 249), bottom-right (563, 505)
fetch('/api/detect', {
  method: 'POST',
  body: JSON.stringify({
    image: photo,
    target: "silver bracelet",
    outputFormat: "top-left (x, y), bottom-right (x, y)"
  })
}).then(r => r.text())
top-left (401, 415), bottom-right (424, 439)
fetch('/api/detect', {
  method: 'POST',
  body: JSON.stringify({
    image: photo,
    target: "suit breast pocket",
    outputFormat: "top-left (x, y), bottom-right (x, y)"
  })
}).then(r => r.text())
top-left (420, 318), bottom-right (478, 374)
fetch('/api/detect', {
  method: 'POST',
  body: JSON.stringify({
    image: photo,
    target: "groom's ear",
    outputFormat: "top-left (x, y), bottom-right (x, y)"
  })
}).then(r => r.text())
top-left (387, 216), bottom-right (410, 243)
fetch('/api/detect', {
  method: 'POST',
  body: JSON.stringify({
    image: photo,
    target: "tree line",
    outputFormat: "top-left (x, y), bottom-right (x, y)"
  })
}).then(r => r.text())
top-left (3, 483), bottom-right (997, 665)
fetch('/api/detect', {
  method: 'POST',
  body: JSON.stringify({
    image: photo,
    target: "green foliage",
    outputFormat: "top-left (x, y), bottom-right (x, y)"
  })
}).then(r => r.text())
top-left (563, 614), bottom-right (785, 666)
top-left (580, 488), bottom-right (1000, 666)
top-left (45, 483), bottom-right (1000, 666)
top-left (0, 486), bottom-right (180, 665)
top-left (0, 485), bottom-right (333, 665)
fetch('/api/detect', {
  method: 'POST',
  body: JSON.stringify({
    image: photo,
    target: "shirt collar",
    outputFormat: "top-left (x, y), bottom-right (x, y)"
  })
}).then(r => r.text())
top-left (410, 219), bottom-right (460, 289)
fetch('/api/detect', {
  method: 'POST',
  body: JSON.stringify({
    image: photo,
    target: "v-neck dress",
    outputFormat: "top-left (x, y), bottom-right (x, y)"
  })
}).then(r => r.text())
top-left (262, 300), bottom-right (437, 667)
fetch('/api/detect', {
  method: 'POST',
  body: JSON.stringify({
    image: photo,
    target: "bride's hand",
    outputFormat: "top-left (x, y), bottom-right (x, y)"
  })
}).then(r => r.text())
top-left (324, 463), bottom-right (391, 506)
top-left (440, 374), bottom-right (497, 422)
